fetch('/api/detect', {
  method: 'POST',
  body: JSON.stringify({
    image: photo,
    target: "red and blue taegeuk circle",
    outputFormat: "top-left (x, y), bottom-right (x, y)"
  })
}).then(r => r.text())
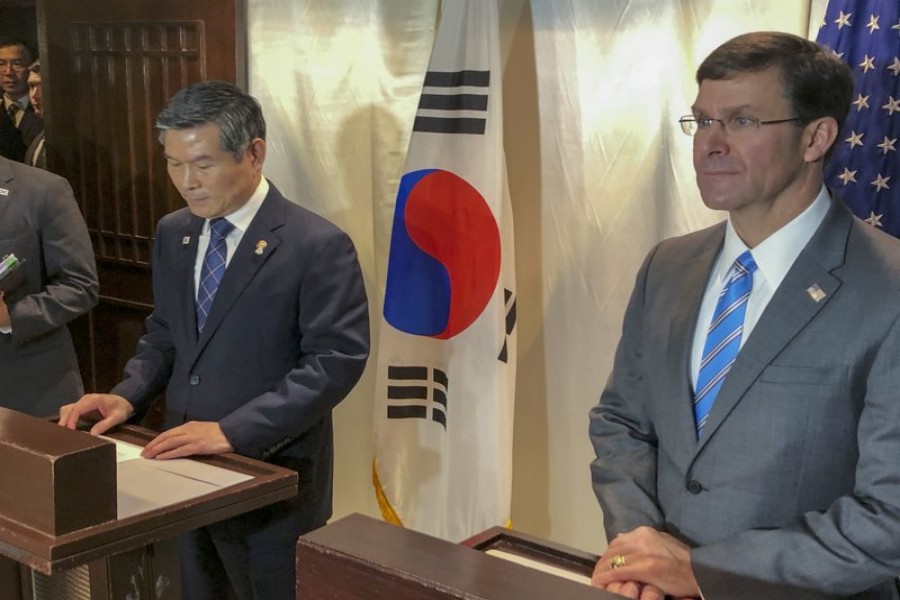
top-left (383, 169), bottom-right (501, 339)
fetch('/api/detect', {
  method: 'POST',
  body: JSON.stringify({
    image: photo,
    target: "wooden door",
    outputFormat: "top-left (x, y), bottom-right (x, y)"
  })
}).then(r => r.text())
top-left (37, 0), bottom-right (245, 412)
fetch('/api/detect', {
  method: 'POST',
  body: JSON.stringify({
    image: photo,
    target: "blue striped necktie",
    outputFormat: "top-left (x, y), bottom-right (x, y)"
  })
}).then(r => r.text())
top-left (694, 250), bottom-right (757, 437)
top-left (196, 217), bottom-right (234, 333)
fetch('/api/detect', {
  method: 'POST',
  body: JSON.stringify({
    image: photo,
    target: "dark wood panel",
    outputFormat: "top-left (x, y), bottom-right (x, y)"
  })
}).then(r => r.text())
top-left (38, 0), bottom-right (244, 394)
top-left (89, 301), bottom-right (149, 394)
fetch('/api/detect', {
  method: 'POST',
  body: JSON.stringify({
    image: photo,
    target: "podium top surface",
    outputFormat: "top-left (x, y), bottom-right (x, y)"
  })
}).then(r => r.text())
top-left (297, 514), bottom-right (621, 599)
top-left (0, 423), bottom-right (297, 574)
top-left (0, 407), bottom-right (111, 456)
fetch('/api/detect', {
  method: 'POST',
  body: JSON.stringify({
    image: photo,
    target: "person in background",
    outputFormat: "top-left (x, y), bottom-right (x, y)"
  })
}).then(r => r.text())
top-left (0, 38), bottom-right (42, 162)
top-left (59, 80), bottom-right (370, 600)
top-left (0, 151), bottom-right (98, 416)
top-left (589, 31), bottom-right (900, 600)
top-left (24, 59), bottom-right (45, 169)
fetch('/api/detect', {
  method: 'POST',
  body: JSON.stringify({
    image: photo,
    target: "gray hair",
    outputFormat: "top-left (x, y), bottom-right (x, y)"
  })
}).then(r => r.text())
top-left (155, 80), bottom-right (266, 161)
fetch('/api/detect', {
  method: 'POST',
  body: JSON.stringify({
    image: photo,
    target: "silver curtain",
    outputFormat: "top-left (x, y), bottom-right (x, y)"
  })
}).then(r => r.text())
top-left (248, 0), bottom-right (824, 553)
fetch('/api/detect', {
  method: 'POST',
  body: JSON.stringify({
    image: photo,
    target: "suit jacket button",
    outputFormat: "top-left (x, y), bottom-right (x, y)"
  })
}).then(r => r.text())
top-left (189, 375), bottom-right (201, 385)
top-left (686, 479), bottom-right (703, 495)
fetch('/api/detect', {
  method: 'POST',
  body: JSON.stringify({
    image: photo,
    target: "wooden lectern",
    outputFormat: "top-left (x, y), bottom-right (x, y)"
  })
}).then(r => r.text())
top-left (296, 513), bottom-right (623, 599)
top-left (0, 408), bottom-right (297, 600)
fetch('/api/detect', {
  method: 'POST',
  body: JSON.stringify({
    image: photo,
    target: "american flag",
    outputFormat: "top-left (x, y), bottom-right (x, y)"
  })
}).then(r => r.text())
top-left (817, 0), bottom-right (900, 237)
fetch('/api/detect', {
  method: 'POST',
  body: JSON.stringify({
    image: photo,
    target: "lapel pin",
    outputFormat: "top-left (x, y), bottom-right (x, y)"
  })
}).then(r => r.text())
top-left (255, 240), bottom-right (267, 255)
top-left (182, 236), bottom-right (191, 245)
top-left (0, 188), bottom-right (8, 196)
top-left (806, 284), bottom-right (826, 303)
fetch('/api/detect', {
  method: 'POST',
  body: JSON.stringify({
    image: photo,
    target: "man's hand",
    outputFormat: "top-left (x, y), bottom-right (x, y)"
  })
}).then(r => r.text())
top-left (600, 579), bottom-right (666, 600)
top-left (593, 526), bottom-right (700, 599)
top-left (141, 421), bottom-right (233, 460)
top-left (0, 292), bottom-right (9, 329)
top-left (58, 393), bottom-right (134, 435)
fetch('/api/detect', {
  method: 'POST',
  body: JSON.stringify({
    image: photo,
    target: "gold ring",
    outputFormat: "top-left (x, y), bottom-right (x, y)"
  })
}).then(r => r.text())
top-left (611, 554), bottom-right (626, 569)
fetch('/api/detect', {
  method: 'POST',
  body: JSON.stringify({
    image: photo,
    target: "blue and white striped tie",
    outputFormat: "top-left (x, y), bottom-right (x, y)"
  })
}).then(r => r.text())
top-left (694, 250), bottom-right (757, 438)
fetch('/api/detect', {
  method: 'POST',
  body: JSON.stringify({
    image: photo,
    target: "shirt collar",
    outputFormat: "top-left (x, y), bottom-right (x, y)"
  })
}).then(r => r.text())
top-left (3, 94), bottom-right (29, 111)
top-left (719, 185), bottom-right (831, 288)
top-left (203, 177), bottom-right (269, 235)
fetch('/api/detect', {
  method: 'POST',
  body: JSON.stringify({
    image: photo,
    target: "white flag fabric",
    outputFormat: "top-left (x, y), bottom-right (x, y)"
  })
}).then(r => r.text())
top-left (372, 0), bottom-right (516, 542)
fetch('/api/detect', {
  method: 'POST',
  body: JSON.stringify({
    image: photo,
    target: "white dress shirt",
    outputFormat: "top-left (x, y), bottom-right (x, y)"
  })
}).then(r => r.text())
top-left (689, 186), bottom-right (832, 387)
top-left (193, 177), bottom-right (268, 298)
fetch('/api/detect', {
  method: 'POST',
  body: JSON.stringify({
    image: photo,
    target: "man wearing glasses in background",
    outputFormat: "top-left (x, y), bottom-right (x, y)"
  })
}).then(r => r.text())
top-left (589, 31), bottom-right (900, 600)
top-left (0, 38), bottom-right (42, 163)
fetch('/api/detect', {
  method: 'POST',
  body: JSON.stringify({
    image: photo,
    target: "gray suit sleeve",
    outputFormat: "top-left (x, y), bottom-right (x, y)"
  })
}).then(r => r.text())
top-left (589, 245), bottom-right (665, 537)
top-left (8, 174), bottom-right (98, 344)
top-left (692, 312), bottom-right (900, 598)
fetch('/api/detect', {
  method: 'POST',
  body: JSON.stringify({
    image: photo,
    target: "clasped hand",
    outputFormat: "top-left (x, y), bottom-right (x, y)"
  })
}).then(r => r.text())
top-left (591, 526), bottom-right (701, 600)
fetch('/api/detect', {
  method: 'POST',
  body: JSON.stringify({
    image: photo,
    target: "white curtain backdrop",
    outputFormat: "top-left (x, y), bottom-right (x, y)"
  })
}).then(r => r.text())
top-left (248, 0), bottom-right (828, 553)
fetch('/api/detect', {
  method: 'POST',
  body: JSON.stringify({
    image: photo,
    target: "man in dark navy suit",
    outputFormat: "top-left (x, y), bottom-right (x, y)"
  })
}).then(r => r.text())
top-left (0, 39), bottom-right (42, 162)
top-left (60, 81), bottom-right (370, 600)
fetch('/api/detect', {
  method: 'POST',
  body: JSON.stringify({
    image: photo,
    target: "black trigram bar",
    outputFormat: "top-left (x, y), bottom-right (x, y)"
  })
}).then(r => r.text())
top-left (388, 366), bottom-right (428, 380)
top-left (418, 93), bottom-right (488, 111)
top-left (423, 70), bottom-right (490, 88)
top-left (387, 406), bottom-right (427, 419)
top-left (413, 116), bottom-right (486, 135)
top-left (433, 369), bottom-right (448, 389)
top-left (387, 385), bottom-right (427, 400)
top-left (499, 288), bottom-right (517, 363)
top-left (504, 288), bottom-right (517, 335)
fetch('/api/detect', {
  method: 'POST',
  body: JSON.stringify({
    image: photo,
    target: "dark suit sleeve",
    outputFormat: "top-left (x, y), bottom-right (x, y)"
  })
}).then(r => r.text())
top-left (218, 227), bottom-right (370, 458)
top-left (7, 174), bottom-right (98, 344)
top-left (589, 244), bottom-right (665, 537)
top-left (0, 112), bottom-right (26, 162)
top-left (110, 228), bottom-right (177, 407)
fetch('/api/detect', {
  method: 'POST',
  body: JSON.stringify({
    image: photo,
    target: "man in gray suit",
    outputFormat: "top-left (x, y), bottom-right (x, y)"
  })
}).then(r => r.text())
top-left (0, 156), bottom-right (98, 416)
top-left (589, 32), bottom-right (900, 600)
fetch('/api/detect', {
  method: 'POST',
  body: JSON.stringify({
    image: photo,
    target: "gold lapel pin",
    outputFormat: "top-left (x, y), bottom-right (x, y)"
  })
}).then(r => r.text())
top-left (255, 240), bottom-right (267, 255)
top-left (806, 284), bottom-right (826, 303)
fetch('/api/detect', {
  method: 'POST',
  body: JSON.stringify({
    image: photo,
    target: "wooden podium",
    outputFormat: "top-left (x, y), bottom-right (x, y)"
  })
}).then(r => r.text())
top-left (0, 408), bottom-right (297, 600)
top-left (296, 513), bottom-right (622, 599)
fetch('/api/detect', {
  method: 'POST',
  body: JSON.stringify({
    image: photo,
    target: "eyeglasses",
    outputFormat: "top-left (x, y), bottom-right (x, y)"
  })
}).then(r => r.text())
top-left (0, 60), bottom-right (27, 73)
top-left (678, 115), bottom-right (802, 137)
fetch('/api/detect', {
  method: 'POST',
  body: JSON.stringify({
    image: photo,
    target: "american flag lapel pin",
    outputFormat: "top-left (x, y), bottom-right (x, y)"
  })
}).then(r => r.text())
top-left (806, 284), bottom-right (826, 303)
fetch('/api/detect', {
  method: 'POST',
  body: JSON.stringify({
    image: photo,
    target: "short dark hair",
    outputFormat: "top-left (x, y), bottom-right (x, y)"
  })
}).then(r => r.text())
top-left (697, 31), bottom-right (853, 134)
top-left (155, 80), bottom-right (266, 161)
top-left (0, 38), bottom-right (35, 64)
top-left (28, 59), bottom-right (39, 75)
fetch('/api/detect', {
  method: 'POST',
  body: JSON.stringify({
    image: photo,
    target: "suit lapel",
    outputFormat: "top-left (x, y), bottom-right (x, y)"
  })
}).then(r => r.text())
top-left (0, 159), bottom-right (17, 224)
top-left (695, 201), bottom-right (850, 454)
top-left (177, 216), bottom-right (204, 354)
top-left (193, 188), bottom-right (284, 358)
top-left (667, 229), bottom-right (724, 458)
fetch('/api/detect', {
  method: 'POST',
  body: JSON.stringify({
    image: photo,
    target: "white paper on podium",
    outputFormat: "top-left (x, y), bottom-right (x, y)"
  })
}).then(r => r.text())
top-left (101, 437), bottom-right (254, 520)
top-left (485, 549), bottom-right (593, 586)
